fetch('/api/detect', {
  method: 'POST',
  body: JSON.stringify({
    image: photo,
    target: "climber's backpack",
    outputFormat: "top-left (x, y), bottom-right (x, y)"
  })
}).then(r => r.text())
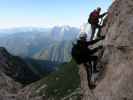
top-left (88, 10), bottom-right (99, 24)
top-left (71, 43), bottom-right (80, 62)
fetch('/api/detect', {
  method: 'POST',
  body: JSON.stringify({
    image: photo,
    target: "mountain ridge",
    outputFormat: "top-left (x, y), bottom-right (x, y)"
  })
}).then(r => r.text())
top-left (79, 0), bottom-right (133, 100)
top-left (0, 26), bottom-right (79, 63)
top-left (0, 47), bottom-right (41, 84)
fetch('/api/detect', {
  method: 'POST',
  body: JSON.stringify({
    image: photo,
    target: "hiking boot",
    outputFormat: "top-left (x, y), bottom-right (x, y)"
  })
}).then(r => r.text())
top-left (89, 83), bottom-right (96, 90)
top-left (88, 80), bottom-right (96, 90)
top-left (97, 35), bottom-right (105, 39)
top-left (93, 69), bottom-right (99, 73)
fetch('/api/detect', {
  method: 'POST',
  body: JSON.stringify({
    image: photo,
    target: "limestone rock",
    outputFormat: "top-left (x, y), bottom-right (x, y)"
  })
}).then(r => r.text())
top-left (80, 0), bottom-right (133, 100)
top-left (0, 71), bottom-right (21, 100)
top-left (94, 0), bottom-right (133, 100)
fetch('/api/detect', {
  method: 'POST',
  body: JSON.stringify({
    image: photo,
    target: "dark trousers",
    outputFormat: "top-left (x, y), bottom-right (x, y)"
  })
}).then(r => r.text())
top-left (83, 55), bottom-right (98, 74)
top-left (83, 55), bottom-right (98, 88)
top-left (90, 24), bottom-right (103, 40)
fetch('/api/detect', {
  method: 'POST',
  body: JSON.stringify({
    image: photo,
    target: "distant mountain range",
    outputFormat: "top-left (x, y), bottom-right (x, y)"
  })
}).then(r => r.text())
top-left (0, 26), bottom-right (81, 100)
top-left (0, 26), bottom-right (79, 63)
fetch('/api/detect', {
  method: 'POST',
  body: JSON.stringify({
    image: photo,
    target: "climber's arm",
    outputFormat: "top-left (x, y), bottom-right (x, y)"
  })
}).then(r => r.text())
top-left (99, 12), bottom-right (108, 18)
top-left (87, 36), bottom-right (105, 45)
top-left (89, 46), bottom-right (103, 54)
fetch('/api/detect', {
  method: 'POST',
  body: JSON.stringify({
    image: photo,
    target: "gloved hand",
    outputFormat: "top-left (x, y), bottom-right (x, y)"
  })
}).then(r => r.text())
top-left (101, 35), bottom-right (105, 39)
top-left (99, 45), bottom-right (103, 49)
top-left (105, 12), bottom-right (108, 15)
top-left (101, 12), bottom-right (108, 18)
top-left (98, 35), bottom-right (105, 40)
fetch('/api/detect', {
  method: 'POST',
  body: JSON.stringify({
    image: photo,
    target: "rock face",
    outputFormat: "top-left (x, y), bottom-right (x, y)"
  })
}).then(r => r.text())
top-left (80, 0), bottom-right (133, 100)
top-left (0, 70), bottom-right (21, 100)
top-left (78, 64), bottom-right (97, 100)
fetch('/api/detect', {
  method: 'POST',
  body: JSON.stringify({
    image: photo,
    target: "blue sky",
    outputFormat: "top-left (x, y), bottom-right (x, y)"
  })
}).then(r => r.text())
top-left (0, 0), bottom-right (112, 28)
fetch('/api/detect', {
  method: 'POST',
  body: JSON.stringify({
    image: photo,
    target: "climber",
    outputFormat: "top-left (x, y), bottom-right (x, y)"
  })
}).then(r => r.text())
top-left (71, 33), bottom-right (105, 89)
top-left (71, 33), bottom-right (104, 72)
top-left (88, 7), bottom-right (108, 40)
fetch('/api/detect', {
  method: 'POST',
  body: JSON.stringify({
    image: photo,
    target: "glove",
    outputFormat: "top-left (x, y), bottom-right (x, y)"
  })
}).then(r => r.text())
top-left (101, 35), bottom-right (105, 39)
top-left (99, 45), bottom-right (103, 49)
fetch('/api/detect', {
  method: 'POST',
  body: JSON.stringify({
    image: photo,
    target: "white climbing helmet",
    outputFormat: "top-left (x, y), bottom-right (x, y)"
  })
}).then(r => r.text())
top-left (79, 33), bottom-right (87, 40)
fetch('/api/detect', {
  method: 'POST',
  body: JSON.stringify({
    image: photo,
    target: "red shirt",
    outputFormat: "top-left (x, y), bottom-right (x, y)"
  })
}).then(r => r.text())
top-left (90, 10), bottom-right (100, 24)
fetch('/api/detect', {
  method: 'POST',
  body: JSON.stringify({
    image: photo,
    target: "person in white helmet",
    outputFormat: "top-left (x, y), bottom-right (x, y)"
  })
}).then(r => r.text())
top-left (88, 7), bottom-right (108, 40)
top-left (71, 33), bottom-right (105, 89)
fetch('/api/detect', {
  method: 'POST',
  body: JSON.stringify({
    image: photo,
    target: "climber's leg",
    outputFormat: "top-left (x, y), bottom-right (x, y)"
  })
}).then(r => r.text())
top-left (97, 23), bottom-right (107, 38)
top-left (97, 24), bottom-right (103, 38)
top-left (90, 24), bottom-right (96, 40)
top-left (84, 63), bottom-right (96, 89)
top-left (90, 56), bottom-right (99, 73)
top-left (84, 63), bottom-right (91, 83)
